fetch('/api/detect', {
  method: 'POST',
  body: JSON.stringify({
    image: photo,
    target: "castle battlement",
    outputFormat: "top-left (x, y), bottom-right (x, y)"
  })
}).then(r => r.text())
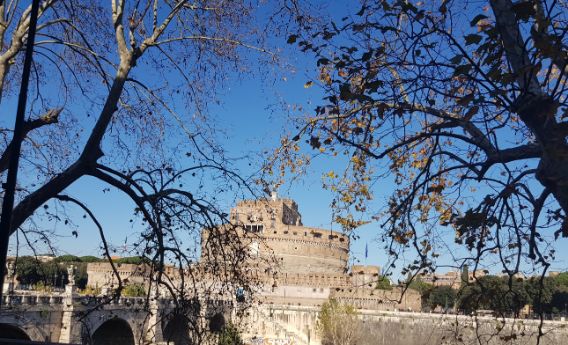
top-left (272, 272), bottom-right (351, 287)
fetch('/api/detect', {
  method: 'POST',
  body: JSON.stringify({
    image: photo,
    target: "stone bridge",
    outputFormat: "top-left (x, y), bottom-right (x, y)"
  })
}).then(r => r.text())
top-left (0, 292), bottom-right (232, 344)
top-left (2, 292), bottom-right (568, 345)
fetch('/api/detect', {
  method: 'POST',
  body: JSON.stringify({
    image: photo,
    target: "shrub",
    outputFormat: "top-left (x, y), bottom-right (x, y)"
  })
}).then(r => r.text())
top-left (122, 283), bottom-right (146, 297)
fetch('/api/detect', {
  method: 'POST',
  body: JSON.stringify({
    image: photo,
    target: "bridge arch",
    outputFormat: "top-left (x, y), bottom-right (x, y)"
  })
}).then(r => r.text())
top-left (0, 318), bottom-right (49, 342)
top-left (163, 314), bottom-right (192, 345)
top-left (92, 317), bottom-right (135, 345)
top-left (0, 323), bottom-right (31, 340)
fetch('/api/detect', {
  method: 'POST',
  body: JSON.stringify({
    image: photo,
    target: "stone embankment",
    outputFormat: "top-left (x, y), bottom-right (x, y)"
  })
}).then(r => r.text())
top-left (253, 305), bottom-right (568, 345)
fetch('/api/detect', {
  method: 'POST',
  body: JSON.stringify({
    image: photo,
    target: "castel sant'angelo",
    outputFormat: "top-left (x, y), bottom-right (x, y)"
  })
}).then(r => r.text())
top-left (87, 195), bottom-right (420, 312)
top-left (220, 196), bottom-right (419, 309)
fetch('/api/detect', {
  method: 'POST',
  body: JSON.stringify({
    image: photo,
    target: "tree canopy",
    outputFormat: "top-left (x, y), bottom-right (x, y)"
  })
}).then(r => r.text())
top-left (14, 256), bottom-right (66, 287)
top-left (277, 0), bottom-right (568, 283)
top-left (428, 285), bottom-right (457, 311)
top-left (0, 3), bottom-right (296, 338)
top-left (2, 0), bottom-right (285, 281)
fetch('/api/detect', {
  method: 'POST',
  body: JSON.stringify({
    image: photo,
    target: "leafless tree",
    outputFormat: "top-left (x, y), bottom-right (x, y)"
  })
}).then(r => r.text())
top-left (0, 0), bottom-right (291, 339)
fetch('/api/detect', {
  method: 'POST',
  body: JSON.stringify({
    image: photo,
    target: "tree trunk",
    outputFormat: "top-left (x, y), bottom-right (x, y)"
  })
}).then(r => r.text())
top-left (491, 0), bottom-right (568, 226)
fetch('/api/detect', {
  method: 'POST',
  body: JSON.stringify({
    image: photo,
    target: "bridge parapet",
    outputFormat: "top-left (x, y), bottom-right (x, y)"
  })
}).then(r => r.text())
top-left (2, 293), bottom-right (64, 306)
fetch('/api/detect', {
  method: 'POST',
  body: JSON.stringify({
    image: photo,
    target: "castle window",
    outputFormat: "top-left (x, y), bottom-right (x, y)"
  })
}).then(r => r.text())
top-left (244, 224), bottom-right (263, 233)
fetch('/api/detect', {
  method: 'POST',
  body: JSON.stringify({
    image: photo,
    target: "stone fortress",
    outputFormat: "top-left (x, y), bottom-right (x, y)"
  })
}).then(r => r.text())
top-left (218, 196), bottom-right (419, 310)
top-left (86, 195), bottom-right (421, 312)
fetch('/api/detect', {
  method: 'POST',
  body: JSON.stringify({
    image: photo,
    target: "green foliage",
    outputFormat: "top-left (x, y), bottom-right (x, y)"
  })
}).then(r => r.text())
top-left (549, 273), bottom-right (568, 314)
top-left (217, 323), bottom-right (243, 345)
top-left (73, 263), bottom-right (89, 289)
top-left (81, 285), bottom-right (102, 296)
top-left (555, 273), bottom-right (568, 288)
top-left (79, 256), bottom-right (104, 263)
top-left (457, 276), bottom-right (529, 316)
top-left (15, 256), bottom-right (43, 285)
top-left (15, 256), bottom-right (92, 289)
top-left (34, 281), bottom-right (55, 293)
top-left (15, 256), bottom-right (66, 287)
top-left (375, 275), bottom-right (392, 290)
top-left (427, 286), bottom-right (457, 311)
top-left (550, 286), bottom-right (568, 314)
top-left (408, 277), bottom-right (433, 294)
top-left (122, 283), bottom-right (146, 297)
top-left (54, 255), bottom-right (82, 263)
top-left (114, 256), bottom-right (149, 265)
top-left (454, 274), bottom-right (568, 315)
top-left (524, 277), bottom-right (555, 313)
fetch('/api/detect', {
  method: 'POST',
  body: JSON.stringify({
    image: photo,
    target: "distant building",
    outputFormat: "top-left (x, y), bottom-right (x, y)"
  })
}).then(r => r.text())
top-left (86, 263), bottom-right (151, 291)
top-left (421, 271), bottom-right (461, 287)
top-left (421, 269), bottom-right (487, 288)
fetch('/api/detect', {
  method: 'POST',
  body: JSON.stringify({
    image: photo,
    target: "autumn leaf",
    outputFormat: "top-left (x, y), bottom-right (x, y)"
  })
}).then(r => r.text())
top-left (309, 136), bottom-right (321, 149)
top-left (287, 34), bottom-right (298, 44)
top-left (464, 34), bottom-right (483, 45)
top-left (450, 55), bottom-right (464, 64)
top-left (470, 14), bottom-right (488, 27)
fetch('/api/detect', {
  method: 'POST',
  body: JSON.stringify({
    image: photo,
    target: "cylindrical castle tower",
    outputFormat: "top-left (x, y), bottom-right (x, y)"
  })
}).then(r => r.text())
top-left (227, 197), bottom-right (350, 275)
